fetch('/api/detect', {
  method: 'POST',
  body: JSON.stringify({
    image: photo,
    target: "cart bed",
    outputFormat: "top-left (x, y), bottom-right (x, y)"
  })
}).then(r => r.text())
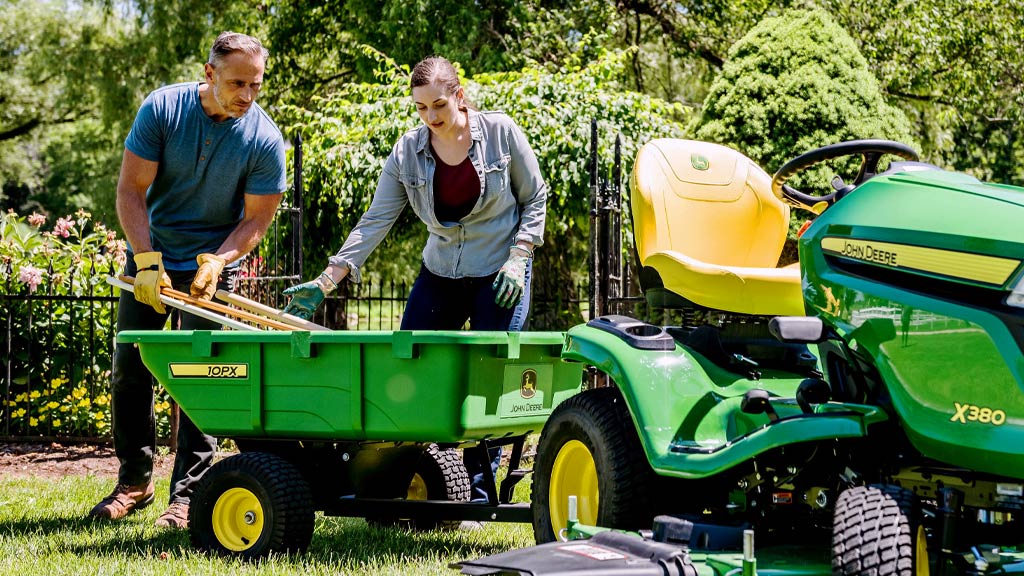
top-left (119, 329), bottom-right (583, 443)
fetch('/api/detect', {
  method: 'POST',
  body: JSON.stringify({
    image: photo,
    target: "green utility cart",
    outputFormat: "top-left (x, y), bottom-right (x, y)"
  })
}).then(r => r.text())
top-left (119, 328), bottom-right (584, 557)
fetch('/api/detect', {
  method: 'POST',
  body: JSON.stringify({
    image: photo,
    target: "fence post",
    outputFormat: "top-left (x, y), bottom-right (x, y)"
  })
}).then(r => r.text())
top-left (292, 133), bottom-right (304, 282)
top-left (610, 135), bottom-right (623, 306)
top-left (588, 119), bottom-right (603, 320)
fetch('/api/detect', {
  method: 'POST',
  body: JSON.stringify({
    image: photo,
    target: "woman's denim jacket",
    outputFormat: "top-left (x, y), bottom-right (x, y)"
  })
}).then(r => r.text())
top-left (328, 110), bottom-right (547, 281)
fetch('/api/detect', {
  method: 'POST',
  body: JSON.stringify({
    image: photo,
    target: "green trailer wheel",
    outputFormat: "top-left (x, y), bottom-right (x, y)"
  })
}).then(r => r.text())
top-left (833, 484), bottom-right (929, 576)
top-left (190, 452), bottom-right (314, 558)
top-left (212, 487), bottom-right (264, 551)
top-left (367, 443), bottom-right (470, 531)
top-left (532, 387), bottom-right (654, 543)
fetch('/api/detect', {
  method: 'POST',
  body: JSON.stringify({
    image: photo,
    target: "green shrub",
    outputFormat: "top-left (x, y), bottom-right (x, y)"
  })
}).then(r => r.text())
top-left (694, 8), bottom-right (916, 205)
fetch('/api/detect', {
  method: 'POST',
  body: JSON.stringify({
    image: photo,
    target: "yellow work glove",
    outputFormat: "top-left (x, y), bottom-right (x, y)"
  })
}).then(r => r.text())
top-left (191, 253), bottom-right (227, 300)
top-left (133, 251), bottom-right (171, 314)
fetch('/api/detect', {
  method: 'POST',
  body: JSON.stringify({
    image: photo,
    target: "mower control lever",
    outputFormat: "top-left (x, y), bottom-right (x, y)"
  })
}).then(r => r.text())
top-left (769, 316), bottom-right (830, 344)
top-left (796, 378), bottom-right (831, 414)
top-left (740, 389), bottom-right (779, 422)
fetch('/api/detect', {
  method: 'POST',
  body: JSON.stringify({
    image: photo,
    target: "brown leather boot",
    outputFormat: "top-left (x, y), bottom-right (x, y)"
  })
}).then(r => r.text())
top-left (88, 482), bottom-right (156, 520)
top-left (154, 502), bottom-right (189, 529)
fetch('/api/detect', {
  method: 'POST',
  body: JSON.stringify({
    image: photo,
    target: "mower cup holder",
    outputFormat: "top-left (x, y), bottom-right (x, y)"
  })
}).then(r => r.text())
top-left (587, 315), bottom-right (676, 351)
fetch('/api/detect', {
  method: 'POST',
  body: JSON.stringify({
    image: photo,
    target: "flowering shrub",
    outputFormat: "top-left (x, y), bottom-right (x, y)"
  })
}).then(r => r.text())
top-left (1, 209), bottom-right (171, 437)
top-left (6, 375), bottom-right (111, 436)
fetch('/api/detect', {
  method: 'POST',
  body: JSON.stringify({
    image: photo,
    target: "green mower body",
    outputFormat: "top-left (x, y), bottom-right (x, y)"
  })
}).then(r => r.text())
top-left (800, 168), bottom-right (1024, 477)
top-left (509, 142), bottom-right (1024, 576)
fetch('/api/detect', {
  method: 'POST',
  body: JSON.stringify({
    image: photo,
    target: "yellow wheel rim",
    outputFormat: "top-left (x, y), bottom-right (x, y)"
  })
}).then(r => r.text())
top-left (548, 439), bottom-right (598, 539)
top-left (407, 473), bottom-right (428, 501)
top-left (915, 524), bottom-right (930, 576)
top-left (212, 487), bottom-right (265, 552)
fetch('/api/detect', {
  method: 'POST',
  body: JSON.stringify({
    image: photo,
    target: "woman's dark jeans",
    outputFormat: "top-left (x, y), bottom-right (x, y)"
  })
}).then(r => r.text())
top-left (400, 262), bottom-right (533, 501)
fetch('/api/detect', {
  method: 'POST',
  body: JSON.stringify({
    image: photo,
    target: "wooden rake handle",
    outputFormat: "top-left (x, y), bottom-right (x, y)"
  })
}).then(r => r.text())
top-left (118, 275), bottom-right (297, 331)
top-left (214, 290), bottom-right (330, 331)
top-left (107, 276), bottom-right (260, 331)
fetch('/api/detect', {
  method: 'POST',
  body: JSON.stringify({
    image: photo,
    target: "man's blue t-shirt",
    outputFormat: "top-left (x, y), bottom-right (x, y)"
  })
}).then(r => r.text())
top-left (124, 82), bottom-right (287, 270)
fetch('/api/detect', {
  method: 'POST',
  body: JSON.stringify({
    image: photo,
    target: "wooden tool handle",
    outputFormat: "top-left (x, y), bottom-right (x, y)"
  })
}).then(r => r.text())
top-left (118, 275), bottom-right (296, 331)
top-left (214, 289), bottom-right (330, 331)
top-left (107, 276), bottom-right (261, 331)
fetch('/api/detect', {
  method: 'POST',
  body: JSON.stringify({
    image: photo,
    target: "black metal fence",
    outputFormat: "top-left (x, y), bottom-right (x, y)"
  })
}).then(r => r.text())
top-left (2, 258), bottom-right (120, 441)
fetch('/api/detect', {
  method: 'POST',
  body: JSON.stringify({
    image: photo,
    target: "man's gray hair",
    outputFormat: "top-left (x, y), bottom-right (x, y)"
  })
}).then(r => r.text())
top-left (208, 31), bottom-right (269, 67)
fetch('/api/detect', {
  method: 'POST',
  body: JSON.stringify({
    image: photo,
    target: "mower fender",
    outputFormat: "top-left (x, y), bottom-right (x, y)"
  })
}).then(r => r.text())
top-left (562, 324), bottom-right (887, 478)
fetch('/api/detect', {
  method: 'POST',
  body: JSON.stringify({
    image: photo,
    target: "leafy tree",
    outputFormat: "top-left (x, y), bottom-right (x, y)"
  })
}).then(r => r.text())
top-left (611, 0), bottom-right (1024, 186)
top-left (282, 50), bottom-right (688, 327)
top-left (0, 1), bottom-right (114, 212)
top-left (264, 0), bottom-right (621, 105)
top-left (1, 0), bottom-right (270, 221)
top-left (819, 0), bottom-right (1024, 185)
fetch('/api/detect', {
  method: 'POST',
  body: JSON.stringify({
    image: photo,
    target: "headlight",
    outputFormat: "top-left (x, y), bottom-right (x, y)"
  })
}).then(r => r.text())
top-left (1009, 275), bottom-right (1024, 309)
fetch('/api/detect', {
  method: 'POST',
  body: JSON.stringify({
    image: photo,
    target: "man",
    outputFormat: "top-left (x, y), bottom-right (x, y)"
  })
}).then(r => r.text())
top-left (89, 32), bottom-right (286, 529)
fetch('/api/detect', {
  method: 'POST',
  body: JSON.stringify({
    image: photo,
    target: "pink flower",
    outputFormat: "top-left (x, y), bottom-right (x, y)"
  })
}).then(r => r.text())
top-left (113, 240), bottom-right (127, 267)
top-left (28, 213), bottom-right (46, 227)
top-left (53, 217), bottom-right (74, 239)
top-left (104, 230), bottom-right (120, 253)
top-left (18, 265), bottom-right (44, 293)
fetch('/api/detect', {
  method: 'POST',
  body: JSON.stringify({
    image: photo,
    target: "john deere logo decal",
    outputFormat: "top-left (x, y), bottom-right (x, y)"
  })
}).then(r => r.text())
top-left (690, 153), bottom-right (709, 171)
top-left (520, 369), bottom-right (537, 399)
top-left (500, 365), bottom-right (548, 418)
top-left (820, 237), bottom-right (1019, 286)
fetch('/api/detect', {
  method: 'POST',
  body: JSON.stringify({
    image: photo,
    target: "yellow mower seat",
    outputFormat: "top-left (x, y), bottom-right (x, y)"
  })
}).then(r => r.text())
top-left (631, 139), bottom-right (804, 316)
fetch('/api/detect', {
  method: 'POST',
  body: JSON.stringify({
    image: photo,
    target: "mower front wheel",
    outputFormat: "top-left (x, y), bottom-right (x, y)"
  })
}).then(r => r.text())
top-left (532, 386), bottom-right (654, 543)
top-left (832, 484), bottom-right (929, 576)
top-left (190, 451), bottom-right (315, 558)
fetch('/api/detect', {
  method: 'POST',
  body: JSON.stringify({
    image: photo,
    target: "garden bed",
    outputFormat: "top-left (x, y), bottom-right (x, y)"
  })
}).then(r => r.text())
top-left (0, 442), bottom-right (174, 480)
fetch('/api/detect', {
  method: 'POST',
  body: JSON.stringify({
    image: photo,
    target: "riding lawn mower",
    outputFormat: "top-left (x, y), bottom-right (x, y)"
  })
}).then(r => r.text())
top-left (456, 139), bottom-right (1024, 576)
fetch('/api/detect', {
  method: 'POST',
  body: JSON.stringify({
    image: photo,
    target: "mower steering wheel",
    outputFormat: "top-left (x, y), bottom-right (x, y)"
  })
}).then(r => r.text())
top-left (771, 140), bottom-right (919, 212)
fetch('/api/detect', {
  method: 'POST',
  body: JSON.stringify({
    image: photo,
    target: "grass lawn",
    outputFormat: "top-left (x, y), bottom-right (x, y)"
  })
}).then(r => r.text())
top-left (0, 474), bottom-right (536, 575)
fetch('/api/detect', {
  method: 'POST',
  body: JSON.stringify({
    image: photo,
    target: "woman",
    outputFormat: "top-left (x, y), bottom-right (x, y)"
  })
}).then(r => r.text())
top-left (284, 57), bottom-right (546, 504)
top-left (283, 55), bottom-right (546, 330)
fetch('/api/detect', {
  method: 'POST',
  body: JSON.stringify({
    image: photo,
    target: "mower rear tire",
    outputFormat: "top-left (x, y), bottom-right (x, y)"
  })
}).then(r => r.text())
top-left (832, 484), bottom-right (929, 576)
top-left (532, 386), bottom-right (654, 543)
top-left (190, 451), bottom-right (314, 558)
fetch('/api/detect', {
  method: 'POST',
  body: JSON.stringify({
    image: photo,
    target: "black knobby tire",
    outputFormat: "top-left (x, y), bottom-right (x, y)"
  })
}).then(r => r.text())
top-left (367, 443), bottom-right (471, 531)
top-left (190, 451), bottom-right (314, 558)
top-left (532, 386), bottom-right (654, 543)
top-left (832, 484), bottom-right (928, 576)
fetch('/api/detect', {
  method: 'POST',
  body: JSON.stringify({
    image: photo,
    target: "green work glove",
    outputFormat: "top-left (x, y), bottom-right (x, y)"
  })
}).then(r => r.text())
top-left (282, 277), bottom-right (329, 320)
top-left (492, 248), bottom-right (530, 309)
top-left (133, 251), bottom-right (172, 314)
top-left (190, 253), bottom-right (226, 300)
